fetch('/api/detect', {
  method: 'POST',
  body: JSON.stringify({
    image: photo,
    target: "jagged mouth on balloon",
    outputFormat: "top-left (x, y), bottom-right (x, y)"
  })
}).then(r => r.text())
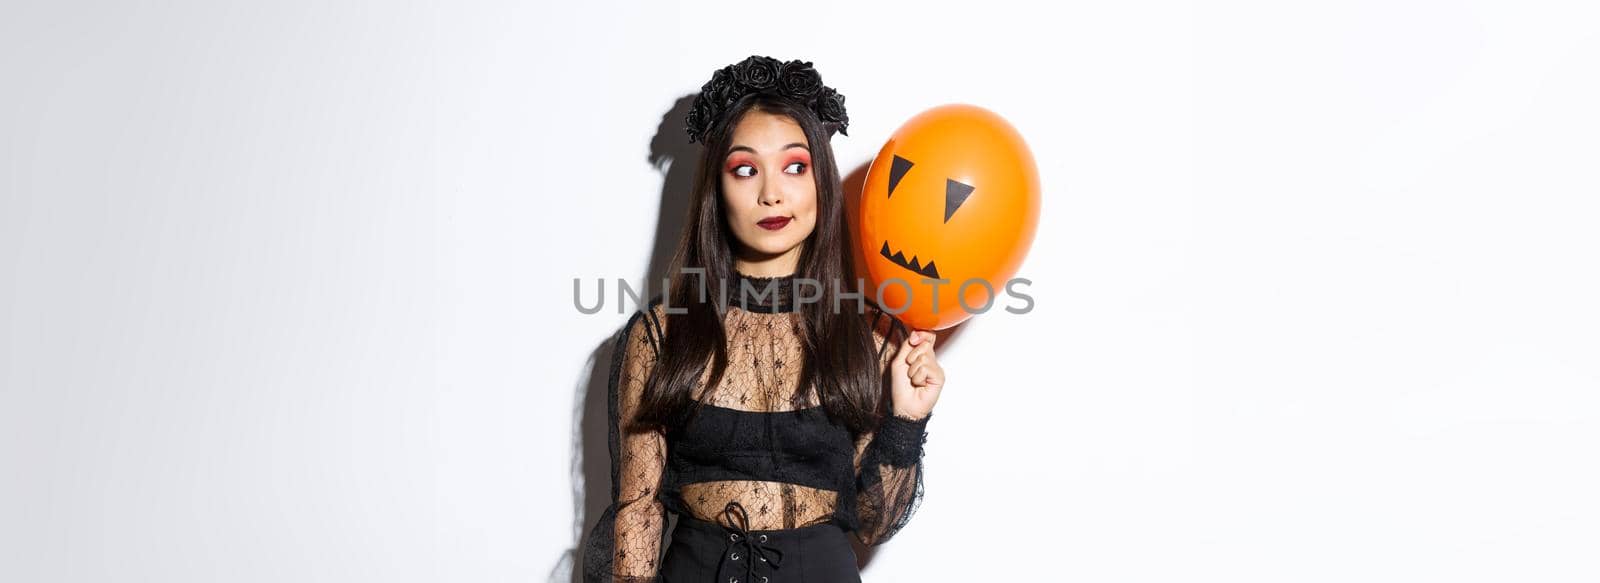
top-left (879, 240), bottom-right (941, 279)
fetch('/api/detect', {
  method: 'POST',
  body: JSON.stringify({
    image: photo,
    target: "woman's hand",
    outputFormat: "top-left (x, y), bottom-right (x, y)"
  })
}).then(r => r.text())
top-left (890, 330), bottom-right (945, 421)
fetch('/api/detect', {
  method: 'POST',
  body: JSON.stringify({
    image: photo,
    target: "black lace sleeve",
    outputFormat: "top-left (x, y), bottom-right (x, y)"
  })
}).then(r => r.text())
top-left (582, 306), bottom-right (669, 583)
top-left (850, 307), bottom-right (933, 547)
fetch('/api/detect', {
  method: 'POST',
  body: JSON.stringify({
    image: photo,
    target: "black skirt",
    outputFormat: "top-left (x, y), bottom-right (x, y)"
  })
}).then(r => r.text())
top-left (660, 501), bottom-right (861, 583)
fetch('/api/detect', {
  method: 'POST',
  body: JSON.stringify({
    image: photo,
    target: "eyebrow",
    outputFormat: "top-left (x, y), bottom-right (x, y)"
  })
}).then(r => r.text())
top-left (726, 142), bottom-right (809, 156)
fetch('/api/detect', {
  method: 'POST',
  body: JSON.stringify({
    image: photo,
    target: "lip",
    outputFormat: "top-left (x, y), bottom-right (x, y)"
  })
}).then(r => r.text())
top-left (757, 216), bottom-right (792, 231)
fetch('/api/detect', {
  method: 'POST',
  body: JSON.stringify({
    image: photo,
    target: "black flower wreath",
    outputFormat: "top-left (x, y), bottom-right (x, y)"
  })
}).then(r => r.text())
top-left (685, 55), bottom-right (850, 144)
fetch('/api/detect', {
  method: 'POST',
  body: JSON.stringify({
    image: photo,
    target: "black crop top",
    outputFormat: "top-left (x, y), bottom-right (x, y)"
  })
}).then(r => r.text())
top-left (666, 404), bottom-right (857, 498)
top-left (581, 270), bottom-right (934, 583)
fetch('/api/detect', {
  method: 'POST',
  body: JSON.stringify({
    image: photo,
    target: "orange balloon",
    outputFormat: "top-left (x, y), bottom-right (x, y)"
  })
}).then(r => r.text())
top-left (857, 104), bottom-right (1041, 330)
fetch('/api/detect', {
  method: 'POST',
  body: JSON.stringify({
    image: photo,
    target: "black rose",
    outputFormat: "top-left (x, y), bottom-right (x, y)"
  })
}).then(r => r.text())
top-left (731, 55), bottom-right (780, 91)
top-left (684, 109), bottom-right (700, 142)
top-left (777, 60), bottom-right (823, 100)
top-left (814, 87), bottom-right (849, 136)
top-left (701, 66), bottom-right (738, 108)
top-left (685, 95), bottom-right (718, 143)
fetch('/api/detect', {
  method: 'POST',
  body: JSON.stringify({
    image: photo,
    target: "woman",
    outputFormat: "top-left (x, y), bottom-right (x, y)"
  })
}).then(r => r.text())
top-left (583, 56), bottom-right (946, 583)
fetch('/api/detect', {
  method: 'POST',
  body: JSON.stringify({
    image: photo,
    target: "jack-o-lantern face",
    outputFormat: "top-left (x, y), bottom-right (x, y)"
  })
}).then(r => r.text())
top-left (857, 104), bottom-right (1040, 330)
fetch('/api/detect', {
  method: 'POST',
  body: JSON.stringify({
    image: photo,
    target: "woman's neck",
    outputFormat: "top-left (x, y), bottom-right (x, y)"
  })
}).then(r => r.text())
top-left (733, 244), bottom-right (802, 278)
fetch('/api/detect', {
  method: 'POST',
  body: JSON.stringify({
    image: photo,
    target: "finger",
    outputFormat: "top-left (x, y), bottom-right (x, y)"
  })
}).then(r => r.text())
top-left (907, 347), bottom-right (935, 369)
top-left (908, 363), bottom-right (926, 385)
top-left (903, 343), bottom-right (932, 365)
top-left (896, 330), bottom-right (926, 362)
top-left (893, 334), bottom-right (914, 367)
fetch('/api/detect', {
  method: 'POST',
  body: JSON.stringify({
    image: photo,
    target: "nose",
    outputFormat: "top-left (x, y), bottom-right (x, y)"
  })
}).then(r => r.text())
top-left (758, 172), bottom-right (783, 206)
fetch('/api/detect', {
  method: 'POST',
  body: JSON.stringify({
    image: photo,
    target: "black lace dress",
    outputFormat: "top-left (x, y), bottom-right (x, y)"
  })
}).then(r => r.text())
top-left (581, 270), bottom-right (934, 583)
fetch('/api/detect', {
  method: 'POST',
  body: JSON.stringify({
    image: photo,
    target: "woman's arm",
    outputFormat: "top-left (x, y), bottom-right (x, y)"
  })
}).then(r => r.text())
top-left (611, 308), bottom-right (669, 582)
top-left (849, 307), bottom-right (936, 547)
top-left (850, 410), bottom-right (931, 546)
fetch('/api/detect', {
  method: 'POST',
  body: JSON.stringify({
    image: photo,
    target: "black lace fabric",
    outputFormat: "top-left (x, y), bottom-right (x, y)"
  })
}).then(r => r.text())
top-left (582, 272), bottom-right (933, 583)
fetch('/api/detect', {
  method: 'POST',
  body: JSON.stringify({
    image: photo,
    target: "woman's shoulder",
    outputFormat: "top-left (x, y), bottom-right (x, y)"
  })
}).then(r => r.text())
top-left (620, 295), bottom-right (670, 350)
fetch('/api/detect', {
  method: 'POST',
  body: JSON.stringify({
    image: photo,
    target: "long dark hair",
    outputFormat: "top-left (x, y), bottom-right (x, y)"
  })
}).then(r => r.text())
top-left (631, 92), bottom-right (887, 436)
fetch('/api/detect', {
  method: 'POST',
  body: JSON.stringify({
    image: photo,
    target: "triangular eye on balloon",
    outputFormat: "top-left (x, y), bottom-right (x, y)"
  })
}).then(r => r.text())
top-left (887, 155), bottom-right (914, 198)
top-left (944, 179), bottom-right (974, 223)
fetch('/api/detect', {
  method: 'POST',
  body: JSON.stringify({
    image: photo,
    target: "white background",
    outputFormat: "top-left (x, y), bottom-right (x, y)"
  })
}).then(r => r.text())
top-left (3, 1), bottom-right (1597, 581)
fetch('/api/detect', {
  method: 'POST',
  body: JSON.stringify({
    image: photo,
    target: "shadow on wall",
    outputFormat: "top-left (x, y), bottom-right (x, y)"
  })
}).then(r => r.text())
top-left (553, 96), bottom-right (963, 582)
top-left (548, 93), bottom-right (697, 583)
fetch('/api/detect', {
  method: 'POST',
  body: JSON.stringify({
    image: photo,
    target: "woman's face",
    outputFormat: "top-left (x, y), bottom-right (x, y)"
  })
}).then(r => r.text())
top-left (720, 110), bottom-right (817, 267)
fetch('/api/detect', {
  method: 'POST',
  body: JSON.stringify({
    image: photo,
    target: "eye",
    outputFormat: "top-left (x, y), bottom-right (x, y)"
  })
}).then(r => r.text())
top-left (944, 178), bottom-right (975, 223)
top-left (784, 161), bottom-right (807, 174)
top-left (731, 164), bottom-right (755, 178)
top-left (887, 154), bottom-right (913, 198)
